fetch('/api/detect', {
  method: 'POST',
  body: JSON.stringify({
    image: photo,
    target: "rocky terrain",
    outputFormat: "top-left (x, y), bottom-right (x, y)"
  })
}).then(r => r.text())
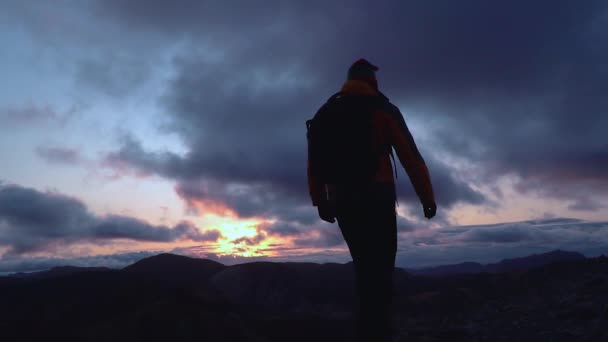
top-left (1, 251), bottom-right (607, 341)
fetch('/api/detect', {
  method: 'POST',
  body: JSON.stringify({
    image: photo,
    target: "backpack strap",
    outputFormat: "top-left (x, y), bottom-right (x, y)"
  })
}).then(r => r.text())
top-left (389, 148), bottom-right (398, 180)
top-left (389, 148), bottom-right (399, 207)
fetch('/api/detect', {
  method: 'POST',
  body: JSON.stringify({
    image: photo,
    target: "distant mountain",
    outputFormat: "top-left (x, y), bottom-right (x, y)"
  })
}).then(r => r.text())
top-left (8, 265), bottom-right (112, 280)
top-left (123, 252), bottom-right (224, 275)
top-left (408, 249), bottom-right (586, 276)
top-left (125, 252), bottom-right (224, 276)
top-left (123, 253), bottom-right (227, 292)
top-left (487, 249), bottom-right (585, 273)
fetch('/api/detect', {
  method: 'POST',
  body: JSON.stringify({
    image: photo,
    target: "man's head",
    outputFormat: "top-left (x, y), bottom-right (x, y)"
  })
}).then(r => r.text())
top-left (347, 58), bottom-right (379, 89)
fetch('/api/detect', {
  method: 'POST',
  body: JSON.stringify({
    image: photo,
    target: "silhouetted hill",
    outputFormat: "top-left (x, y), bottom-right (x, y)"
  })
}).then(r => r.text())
top-left (409, 249), bottom-right (586, 276)
top-left (487, 249), bottom-right (585, 273)
top-left (124, 253), bottom-right (225, 275)
top-left (0, 251), bottom-right (606, 341)
top-left (123, 253), bottom-right (225, 288)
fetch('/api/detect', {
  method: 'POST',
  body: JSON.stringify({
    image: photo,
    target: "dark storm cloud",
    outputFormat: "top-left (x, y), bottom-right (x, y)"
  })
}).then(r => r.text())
top-left (0, 184), bottom-right (221, 254)
top-left (369, 1), bottom-right (608, 208)
top-left (66, 0), bottom-right (608, 217)
top-left (395, 156), bottom-right (487, 206)
top-left (92, 217), bottom-right (220, 242)
top-left (0, 2), bottom-right (163, 100)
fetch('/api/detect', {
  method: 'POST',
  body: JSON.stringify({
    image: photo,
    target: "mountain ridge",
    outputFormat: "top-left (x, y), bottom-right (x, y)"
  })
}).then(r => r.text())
top-left (407, 249), bottom-right (586, 276)
top-left (3, 249), bottom-right (587, 279)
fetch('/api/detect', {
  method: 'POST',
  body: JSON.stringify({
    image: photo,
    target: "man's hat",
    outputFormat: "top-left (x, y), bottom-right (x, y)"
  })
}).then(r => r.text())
top-left (347, 58), bottom-right (379, 80)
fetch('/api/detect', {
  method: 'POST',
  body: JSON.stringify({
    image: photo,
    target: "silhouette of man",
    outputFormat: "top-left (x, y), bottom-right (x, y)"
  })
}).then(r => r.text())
top-left (307, 59), bottom-right (436, 341)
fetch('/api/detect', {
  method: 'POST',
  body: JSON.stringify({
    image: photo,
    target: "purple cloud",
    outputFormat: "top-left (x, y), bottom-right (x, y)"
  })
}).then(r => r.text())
top-left (0, 184), bottom-right (221, 255)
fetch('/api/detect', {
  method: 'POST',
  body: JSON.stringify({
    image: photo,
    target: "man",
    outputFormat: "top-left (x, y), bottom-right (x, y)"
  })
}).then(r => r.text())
top-left (307, 59), bottom-right (436, 341)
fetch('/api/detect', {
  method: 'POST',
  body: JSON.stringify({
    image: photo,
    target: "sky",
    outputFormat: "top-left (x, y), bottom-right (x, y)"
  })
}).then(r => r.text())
top-left (0, 0), bottom-right (607, 273)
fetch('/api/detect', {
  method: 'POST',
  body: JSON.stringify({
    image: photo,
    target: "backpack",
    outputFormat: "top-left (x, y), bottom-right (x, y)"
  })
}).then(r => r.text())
top-left (306, 92), bottom-right (385, 185)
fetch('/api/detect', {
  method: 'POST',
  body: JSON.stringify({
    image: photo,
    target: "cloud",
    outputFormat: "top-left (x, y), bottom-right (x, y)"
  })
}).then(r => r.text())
top-left (35, 146), bottom-right (84, 165)
top-left (74, 54), bottom-right (151, 98)
top-left (396, 218), bottom-right (608, 267)
top-left (567, 197), bottom-right (604, 212)
top-left (4, 0), bottom-right (607, 231)
top-left (512, 174), bottom-right (608, 212)
top-left (260, 221), bottom-right (307, 237)
top-left (0, 104), bottom-right (73, 127)
top-left (2, 217), bottom-right (605, 273)
top-left (0, 184), bottom-right (221, 254)
top-left (91, 217), bottom-right (221, 242)
top-left (91, 0), bottom-right (608, 221)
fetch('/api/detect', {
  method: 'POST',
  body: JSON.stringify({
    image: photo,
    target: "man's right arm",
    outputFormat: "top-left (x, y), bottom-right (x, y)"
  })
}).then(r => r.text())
top-left (307, 130), bottom-right (336, 223)
top-left (307, 159), bottom-right (322, 207)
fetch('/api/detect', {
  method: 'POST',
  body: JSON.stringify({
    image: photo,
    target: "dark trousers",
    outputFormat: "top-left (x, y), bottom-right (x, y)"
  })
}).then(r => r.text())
top-left (336, 183), bottom-right (397, 342)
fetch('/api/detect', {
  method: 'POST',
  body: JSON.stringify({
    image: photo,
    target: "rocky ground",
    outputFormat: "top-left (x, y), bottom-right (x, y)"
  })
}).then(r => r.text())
top-left (1, 253), bottom-right (607, 341)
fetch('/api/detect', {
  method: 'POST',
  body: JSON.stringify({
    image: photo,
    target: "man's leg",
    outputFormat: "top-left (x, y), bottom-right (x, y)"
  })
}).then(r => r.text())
top-left (362, 185), bottom-right (397, 341)
top-left (337, 185), bottom-right (397, 341)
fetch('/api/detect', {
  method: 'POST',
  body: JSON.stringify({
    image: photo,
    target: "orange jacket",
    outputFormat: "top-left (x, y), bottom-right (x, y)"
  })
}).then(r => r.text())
top-left (307, 80), bottom-right (435, 207)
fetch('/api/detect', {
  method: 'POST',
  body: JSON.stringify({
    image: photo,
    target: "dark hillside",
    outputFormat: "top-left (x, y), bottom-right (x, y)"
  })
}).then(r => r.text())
top-left (0, 252), bottom-right (606, 341)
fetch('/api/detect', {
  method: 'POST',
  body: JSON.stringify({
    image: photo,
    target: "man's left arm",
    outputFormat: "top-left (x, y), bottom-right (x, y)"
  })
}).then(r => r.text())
top-left (384, 103), bottom-right (436, 218)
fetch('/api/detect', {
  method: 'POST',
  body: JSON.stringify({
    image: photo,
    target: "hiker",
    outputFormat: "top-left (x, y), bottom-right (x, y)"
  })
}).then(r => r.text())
top-left (306, 59), bottom-right (436, 341)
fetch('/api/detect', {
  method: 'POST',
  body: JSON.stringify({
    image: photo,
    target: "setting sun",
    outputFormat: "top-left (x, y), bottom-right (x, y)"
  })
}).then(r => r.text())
top-left (203, 216), bottom-right (278, 257)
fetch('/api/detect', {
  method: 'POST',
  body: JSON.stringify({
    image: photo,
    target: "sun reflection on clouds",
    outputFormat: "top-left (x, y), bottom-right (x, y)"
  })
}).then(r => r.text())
top-left (198, 213), bottom-right (281, 257)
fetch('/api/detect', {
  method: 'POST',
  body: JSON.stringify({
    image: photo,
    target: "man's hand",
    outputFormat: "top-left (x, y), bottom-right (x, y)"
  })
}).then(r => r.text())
top-left (423, 202), bottom-right (437, 219)
top-left (318, 203), bottom-right (336, 223)
top-left (317, 185), bottom-right (337, 223)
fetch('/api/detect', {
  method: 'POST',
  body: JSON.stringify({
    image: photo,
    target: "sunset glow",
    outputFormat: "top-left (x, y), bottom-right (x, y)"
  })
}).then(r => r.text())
top-left (213, 218), bottom-right (275, 257)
